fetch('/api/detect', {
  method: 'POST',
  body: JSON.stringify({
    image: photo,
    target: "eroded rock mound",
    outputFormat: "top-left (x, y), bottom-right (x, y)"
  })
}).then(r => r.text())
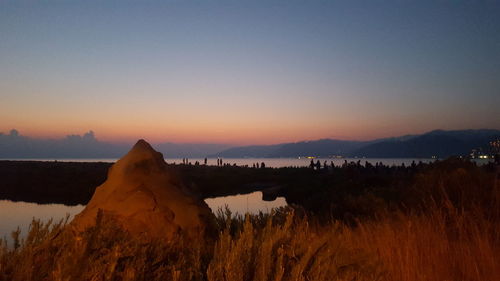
top-left (71, 139), bottom-right (214, 239)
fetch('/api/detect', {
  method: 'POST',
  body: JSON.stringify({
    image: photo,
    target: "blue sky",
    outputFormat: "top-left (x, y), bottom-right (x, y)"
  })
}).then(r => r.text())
top-left (1, 0), bottom-right (499, 144)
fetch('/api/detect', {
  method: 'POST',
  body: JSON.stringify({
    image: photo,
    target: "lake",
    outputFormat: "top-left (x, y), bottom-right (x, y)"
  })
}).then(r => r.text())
top-left (2, 157), bottom-right (435, 168)
top-left (205, 191), bottom-right (287, 215)
top-left (0, 200), bottom-right (84, 244)
top-left (1, 156), bottom-right (484, 245)
top-left (0, 191), bottom-right (286, 245)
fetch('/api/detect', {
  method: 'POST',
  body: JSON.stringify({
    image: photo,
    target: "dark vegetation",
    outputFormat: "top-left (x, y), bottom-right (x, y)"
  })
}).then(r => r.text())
top-left (0, 161), bottom-right (109, 205)
top-left (0, 158), bottom-right (498, 222)
top-left (1, 170), bottom-right (499, 280)
top-left (0, 158), bottom-right (499, 280)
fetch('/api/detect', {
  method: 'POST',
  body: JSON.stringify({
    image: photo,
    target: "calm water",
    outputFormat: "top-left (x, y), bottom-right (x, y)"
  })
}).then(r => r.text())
top-left (2, 157), bottom-right (435, 168)
top-left (0, 200), bottom-right (84, 244)
top-left (205, 191), bottom-right (287, 215)
top-left (0, 191), bottom-right (285, 244)
top-left (1, 157), bottom-right (486, 245)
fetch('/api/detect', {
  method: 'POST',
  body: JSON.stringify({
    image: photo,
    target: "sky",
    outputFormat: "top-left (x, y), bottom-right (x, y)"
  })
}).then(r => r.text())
top-left (1, 0), bottom-right (499, 145)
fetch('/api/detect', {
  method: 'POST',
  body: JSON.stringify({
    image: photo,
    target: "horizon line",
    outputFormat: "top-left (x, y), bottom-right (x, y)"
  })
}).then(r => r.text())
top-left (2, 127), bottom-right (499, 147)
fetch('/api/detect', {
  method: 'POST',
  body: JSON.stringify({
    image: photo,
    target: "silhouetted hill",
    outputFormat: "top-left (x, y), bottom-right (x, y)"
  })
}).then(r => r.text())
top-left (350, 129), bottom-right (500, 158)
top-left (268, 139), bottom-right (367, 157)
top-left (212, 129), bottom-right (499, 158)
top-left (155, 142), bottom-right (231, 158)
top-left (210, 144), bottom-right (284, 158)
top-left (2, 129), bottom-right (498, 159)
top-left (211, 139), bottom-right (372, 158)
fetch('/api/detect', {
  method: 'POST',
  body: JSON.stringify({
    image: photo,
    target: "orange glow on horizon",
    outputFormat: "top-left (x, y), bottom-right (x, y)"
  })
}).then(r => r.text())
top-left (1, 122), bottom-right (435, 146)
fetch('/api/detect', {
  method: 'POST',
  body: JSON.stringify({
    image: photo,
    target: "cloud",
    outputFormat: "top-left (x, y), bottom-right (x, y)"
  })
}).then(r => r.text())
top-left (0, 130), bottom-right (231, 159)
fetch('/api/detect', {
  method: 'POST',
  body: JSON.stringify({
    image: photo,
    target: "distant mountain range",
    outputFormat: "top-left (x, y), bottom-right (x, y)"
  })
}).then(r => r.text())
top-left (154, 142), bottom-right (231, 158)
top-left (211, 140), bottom-right (368, 158)
top-left (1, 129), bottom-right (499, 159)
top-left (211, 129), bottom-right (500, 158)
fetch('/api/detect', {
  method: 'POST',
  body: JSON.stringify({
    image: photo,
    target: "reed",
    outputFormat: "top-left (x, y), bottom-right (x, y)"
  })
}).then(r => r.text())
top-left (1, 164), bottom-right (498, 281)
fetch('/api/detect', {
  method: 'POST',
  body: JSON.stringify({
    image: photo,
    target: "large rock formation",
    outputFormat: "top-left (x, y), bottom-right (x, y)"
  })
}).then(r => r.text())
top-left (71, 139), bottom-right (214, 240)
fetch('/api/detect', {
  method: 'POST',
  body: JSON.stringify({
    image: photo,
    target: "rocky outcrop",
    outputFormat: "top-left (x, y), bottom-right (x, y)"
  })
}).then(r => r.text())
top-left (71, 139), bottom-right (214, 240)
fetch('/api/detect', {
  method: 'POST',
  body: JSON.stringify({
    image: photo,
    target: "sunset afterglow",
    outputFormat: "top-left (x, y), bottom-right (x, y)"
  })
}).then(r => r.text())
top-left (1, 2), bottom-right (499, 280)
top-left (1, 1), bottom-right (498, 144)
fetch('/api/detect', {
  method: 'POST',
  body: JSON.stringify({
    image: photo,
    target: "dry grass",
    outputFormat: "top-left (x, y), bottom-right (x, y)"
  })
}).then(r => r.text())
top-left (354, 204), bottom-right (500, 281)
top-left (1, 202), bottom-right (497, 281)
top-left (1, 165), bottom-right (499, 281)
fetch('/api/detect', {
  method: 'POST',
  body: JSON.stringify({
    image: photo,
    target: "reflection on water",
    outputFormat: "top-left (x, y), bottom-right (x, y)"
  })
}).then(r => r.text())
top-left (0, 192), bottom-right (284, 244)
top-left (0, 200), bottom-right (84, 243)
top-left (204, 191), bottom-right (287, 216)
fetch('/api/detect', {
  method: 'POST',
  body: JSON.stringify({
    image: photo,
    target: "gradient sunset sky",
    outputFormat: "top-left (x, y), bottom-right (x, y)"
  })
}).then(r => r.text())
top-left (1, 0), bottom-right (499, 145)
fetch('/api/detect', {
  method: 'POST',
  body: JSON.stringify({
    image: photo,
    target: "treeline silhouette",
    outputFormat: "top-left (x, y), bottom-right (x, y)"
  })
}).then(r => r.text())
top-left (2, 157), bottom-right (498, 222)
top-left (1, 157), bottom-right (499, 281)
top-left (2, 138), bottom-right (499, 281)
